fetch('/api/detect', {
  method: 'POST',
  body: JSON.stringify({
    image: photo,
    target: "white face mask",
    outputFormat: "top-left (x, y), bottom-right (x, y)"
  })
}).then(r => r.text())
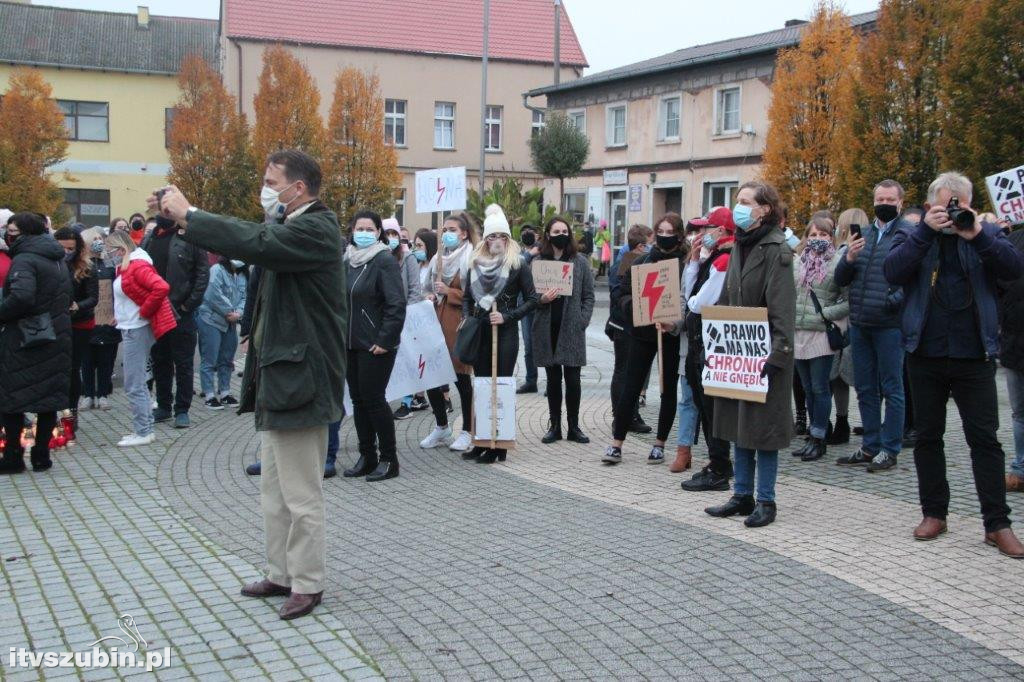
top-left (260, 182), bottom-right (298, 218)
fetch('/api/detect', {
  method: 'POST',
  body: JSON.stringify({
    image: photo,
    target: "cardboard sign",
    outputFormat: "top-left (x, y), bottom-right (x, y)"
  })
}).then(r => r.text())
top-left (986, 165), bottom-right (1024, 225)
top-left (343, 301), bottom-right (456, 413)
top-left (472, 377), bottom-right (516, 442)
top-left (700, 305), bottom-right (771, 403)
top-left (94, 279), bottom-right (114, 327)
top-left (532, 259), bottom-right (574, 296)
top-left (630, 258), bottom-right (682, 327)
top-left (415, 166), bottom-right (467, 214)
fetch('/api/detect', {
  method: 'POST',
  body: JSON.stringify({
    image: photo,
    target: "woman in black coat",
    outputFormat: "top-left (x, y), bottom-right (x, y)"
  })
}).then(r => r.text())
top-left (342, 210), bottom-right (407, 482)
top-left (54, 227), bottom-right (98, 422)
top-left (0, 213), bottom-right (73, 474)
top-left (461, 205), bottom-right (538, 464)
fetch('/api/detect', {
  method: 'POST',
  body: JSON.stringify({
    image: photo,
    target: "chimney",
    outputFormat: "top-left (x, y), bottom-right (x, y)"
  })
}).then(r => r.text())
top-left (784, 19), bottom-right (808, 28)
top-left (137, 6), bottom-right (150, 29)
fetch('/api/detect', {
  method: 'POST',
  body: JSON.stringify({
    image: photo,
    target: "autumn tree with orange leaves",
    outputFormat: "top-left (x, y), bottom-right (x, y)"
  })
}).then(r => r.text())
top-left (761, 1), bottom-right (859, 227)
top-left (251, 45), bottom-right (324, 167)
top-left (0, 69), bottom-right (70, 217)
top-left (168, 55), bottom-right (259, 220)
top-left (321, 68), bottom-right (400, 230)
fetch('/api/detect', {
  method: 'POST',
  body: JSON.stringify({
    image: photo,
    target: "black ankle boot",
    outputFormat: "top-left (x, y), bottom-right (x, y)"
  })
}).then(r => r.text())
top-left (475, 449), bottom-right (506, 464)
top-left (827, 416), bottom-right (850, 445)
top-left (462, 446), bottom-right (485, 461)
top-left (744, 501), bottom-right (777, 527)
top-left (801, 437), bottom-right (825, 462)
top-left (30, 446), bottom-right (52, 472)
top-left (0, 447), bottom-right (26, 475)
top-left (791, 437), bottom-right (813, 458)
top-left (541, 420), bottom-right (562, 444)
top-left (343, 453), bottom-right (378, 477)
top-left (365, 459), bottom-right (399, 482)
top-left (705, 494), bottom-right (755, 518)
top-left (566, 424), bottom-right (589, 444)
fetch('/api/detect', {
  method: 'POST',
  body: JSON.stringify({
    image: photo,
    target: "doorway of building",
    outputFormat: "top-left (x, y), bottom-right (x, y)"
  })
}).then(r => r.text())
top-left (652, 186), bottom-right (682, 220)
top-left (608, 191), bottom-right (627, 247)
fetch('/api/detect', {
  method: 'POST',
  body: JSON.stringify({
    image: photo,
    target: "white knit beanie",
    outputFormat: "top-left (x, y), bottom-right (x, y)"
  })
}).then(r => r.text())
top-left (482, 203), bottom-right (511, 238)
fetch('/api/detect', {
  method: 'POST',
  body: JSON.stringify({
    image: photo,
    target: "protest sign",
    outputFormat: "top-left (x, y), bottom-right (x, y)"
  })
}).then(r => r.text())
top-left (472, 377), bottom-right (516, 444)
top-left (415, 166), bottom-right (467, 214)
top-left (700, 305), bottom-right (771, 403)
top-left (630, 258), bottom-right (681, 327)
top-left (532, 259), bottom-right (574, 296)
top-left (343, 301), bottom-right (456, 413)
top-left (94, 280), bottom-right (114, 327)
top-left (986, 165), bottom-right (1024, 225)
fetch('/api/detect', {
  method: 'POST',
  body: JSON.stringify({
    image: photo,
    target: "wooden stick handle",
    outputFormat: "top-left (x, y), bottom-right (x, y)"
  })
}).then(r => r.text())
top-left (490, 301), bottom-right (498, 448)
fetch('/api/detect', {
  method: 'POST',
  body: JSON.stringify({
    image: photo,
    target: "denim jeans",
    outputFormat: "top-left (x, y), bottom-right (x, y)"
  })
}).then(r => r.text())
top-left (197, 317), bottom-right (239, 398)
top-left (795, 354), bottom-right (833, 439)
top-left (850, 325), bottom-right (904, 455)
top-left (676, 375), bottom-right (698, 447)
top-left (521, 312), bottom-right (537, 385)
top-left (325, 418), bottom-right (343, 467)
top-left (122, 325), bottom-right (156, 437)
top-left (733, 446), bottom-right (779, 502)
top-left (1006, 368), bottom-right (1024, 478)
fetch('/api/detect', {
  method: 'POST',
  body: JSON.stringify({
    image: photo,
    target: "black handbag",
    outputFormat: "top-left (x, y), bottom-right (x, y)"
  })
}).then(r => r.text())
top-left (454, 315), bottom-right (483, 364)
top-left (809, 290), bottom-right (848, 351)
top-left (19, 312), bottom-right (56, 350)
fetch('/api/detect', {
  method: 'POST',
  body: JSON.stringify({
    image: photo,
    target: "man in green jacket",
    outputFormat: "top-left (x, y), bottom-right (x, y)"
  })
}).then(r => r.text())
top-left (150, 149), bottom-right (346, 621)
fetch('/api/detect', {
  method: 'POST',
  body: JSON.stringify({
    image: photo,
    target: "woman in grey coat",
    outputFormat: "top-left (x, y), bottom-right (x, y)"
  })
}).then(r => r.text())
top-left (531, 217), bottom-right (595, 444)
top-left (705, 181), bottom-right (796, 529)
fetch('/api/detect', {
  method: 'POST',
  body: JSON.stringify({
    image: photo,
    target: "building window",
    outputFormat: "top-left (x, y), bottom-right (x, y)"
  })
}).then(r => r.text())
top-left (563, 192), bottom-right (586, 224)
top-left (568, 109), bottom-right (586, 132)
top-left (385, 99), bottom-right (407, 146)
top-left (605, 103), bottom-right (626, 147)
top-left (658, 95), bottom-right (681, 141)
top-left (715, 87), bottom-right (741, 135)
top-left (164, 107), bottom-right (177, 148)
top-left (392, 188), bottom-right (406, 226)
top-left (58, 100), bottom-right (109, 142)
top-left (485, 105), bottom-right (503, 152)
top-left (703, 182), bottom-right (738, 214)
top-left (434, 102), bottom-right (455, 149)
top-left (63, 188), bottom-right (110, 227)
top-left (531, 110), bottom-right (545, 139)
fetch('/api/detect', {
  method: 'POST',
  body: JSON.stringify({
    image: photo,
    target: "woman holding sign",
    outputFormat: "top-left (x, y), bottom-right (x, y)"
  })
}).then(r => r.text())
top-left (460, 205), bottom-right (537, 464)
top-left (602, 213), bottom-right (689, 465)
top-left (532, 217), bottom-right (595, 444)
top-left (419, 213), bottom-right (478, 452)
top-left (704, 181), bottom-right (796, 528)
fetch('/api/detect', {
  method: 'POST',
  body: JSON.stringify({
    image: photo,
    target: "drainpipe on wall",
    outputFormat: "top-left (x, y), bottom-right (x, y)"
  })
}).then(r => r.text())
top-left (236, 40), bottom-right (243, 116)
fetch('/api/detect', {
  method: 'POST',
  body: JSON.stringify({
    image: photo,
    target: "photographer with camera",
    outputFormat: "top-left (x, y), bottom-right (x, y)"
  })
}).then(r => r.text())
top-left (884, 172), bottom-right (1024, 557)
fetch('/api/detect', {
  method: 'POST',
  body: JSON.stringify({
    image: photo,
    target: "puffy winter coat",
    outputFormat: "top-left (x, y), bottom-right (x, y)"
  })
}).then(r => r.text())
top-left (0, 234), bottom-right (73, 413)
top-left (793, 255), bottom-right (848, 332)
top-left (118, 252), bottom-right (177, 339)
top-left (833, 220), bottom-right (905, 327)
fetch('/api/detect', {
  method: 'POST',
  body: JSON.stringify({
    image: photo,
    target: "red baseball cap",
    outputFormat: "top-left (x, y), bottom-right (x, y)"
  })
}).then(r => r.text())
top-left (706, 206), bottom-right (736, 233)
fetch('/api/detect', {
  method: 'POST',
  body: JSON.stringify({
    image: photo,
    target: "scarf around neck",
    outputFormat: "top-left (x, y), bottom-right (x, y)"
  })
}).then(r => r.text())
top-left (345, 241), bottom-right (389, 267)
top-left (432, 240), bottom-right (471, 285)
top-left (469, 254), bottom-right (511, 311)
top-left (798, 241), bottom-right (836, 289)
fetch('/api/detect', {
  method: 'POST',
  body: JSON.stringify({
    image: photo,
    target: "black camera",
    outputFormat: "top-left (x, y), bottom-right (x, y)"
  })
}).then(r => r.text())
top-left (946, 196), bottom-right (974, 230)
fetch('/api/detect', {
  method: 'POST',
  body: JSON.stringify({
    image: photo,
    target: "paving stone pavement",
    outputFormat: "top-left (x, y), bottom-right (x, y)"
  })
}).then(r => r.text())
top-left (5, 291), bottom-right (1024, 680)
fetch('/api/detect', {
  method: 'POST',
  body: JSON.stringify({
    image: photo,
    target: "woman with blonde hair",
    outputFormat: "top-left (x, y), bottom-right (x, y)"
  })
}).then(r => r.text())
top-left (460, 205), bottom-right (537, 464)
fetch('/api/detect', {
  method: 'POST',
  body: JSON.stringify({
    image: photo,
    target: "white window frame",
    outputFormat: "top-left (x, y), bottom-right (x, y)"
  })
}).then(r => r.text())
top-left (568, 108), bottom-right (586, 133)
top-left (714, 86), bottom-right (742, 136)
top-left (434, 101), bottom-right (456, 150)
top-left (703, 180), bottom-right (739, 214)
top-left (605, 102), bottom-right (627, 148)
top-left (657, 94), bottom-right (682, 142)
top-left (384, 99), bottom-right (407, 147)
top-left (531, 110), bottom-right (545, 138)
top-left (485, 105), bottom-right (503, 152)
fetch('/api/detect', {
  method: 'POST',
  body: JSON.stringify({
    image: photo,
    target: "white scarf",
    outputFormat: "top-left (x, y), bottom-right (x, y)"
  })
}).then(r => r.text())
top-left (429, 240), bottom-right (471, 285)
top-left (345, 241), bottom-right (389, 267)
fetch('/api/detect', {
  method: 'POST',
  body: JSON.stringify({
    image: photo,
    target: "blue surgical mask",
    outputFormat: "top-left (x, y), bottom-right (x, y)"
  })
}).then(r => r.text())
top-left (732, 204), bottom-right (755, 230)
top-left (353, 231), bottom-right (378, 249)
top-left (413, 249), bottom-right (427, 262)
top-left (702, 234), bottom-right (717, 250)
top-left (388, 237), bottom-right (400, 250)
top-left (442, 232), bottom-right (460, 249)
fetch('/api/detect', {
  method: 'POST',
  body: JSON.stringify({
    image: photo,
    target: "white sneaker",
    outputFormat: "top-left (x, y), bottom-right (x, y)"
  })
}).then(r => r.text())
top-left (151, 399), bottom-right (158, 409)
top-left (420, 426), bottom-right (452, 448)
top-left (449, 431), bottom-right (472, 452)
top-left (118, 433), bottom-right (155, 447)
top-left (98, 397), bottom-right (110, 410)
top-left (80, 399), bottom-right (92, 411)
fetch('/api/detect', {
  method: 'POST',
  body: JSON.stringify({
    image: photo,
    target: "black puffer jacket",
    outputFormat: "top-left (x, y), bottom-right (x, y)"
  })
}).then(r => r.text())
top-left (0, 235), bottom-right (73, 413)
top-left (346, 248), bottom-right (406, 351)
top-left (462, 261), bottom-right (538, 324)
top-left (999, 228), bottom-right (1024, 370)
top-left (834, 219), bottom-right (905, 327)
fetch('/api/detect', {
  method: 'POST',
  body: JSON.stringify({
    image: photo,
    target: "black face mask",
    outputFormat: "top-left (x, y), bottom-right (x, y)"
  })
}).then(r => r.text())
top-left (549, 233), bottom-right (570, 250)
top-left (656, 234), bottom-right (680, 252)
top-left (521, 232), bottom-right (536, 247)
top-left (874, 204), bottom-right (899, 224)
top-left (130, 220), bottom-right (144, 231)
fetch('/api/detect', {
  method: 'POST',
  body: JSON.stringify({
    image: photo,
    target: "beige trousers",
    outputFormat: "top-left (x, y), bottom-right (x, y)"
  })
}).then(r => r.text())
top-left (260, 425), bottom-right (327, 594)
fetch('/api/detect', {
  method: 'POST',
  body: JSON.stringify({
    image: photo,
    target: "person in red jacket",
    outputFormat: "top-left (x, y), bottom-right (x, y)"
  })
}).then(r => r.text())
top-left (104, 231), bottom-right (176, 447)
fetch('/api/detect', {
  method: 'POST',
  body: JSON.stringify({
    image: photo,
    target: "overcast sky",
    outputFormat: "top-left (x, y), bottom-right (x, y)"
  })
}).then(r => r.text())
top-left (36, 0), bottom-right (881, 74)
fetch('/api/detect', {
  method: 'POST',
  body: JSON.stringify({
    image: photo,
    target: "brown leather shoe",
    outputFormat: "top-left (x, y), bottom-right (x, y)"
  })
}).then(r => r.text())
top-left (1007, 473), bottom-right (1024, 493)
top-left (240, 579), bottom-right (291, 598)
top-left (985, 528), bottom-right (1024, 559)
top-left (913, 517), bottom-right (947, 541)
top-left (669, 446), bottom-right (692, 473)
top-left (279, 591), bottom-right (323, 620)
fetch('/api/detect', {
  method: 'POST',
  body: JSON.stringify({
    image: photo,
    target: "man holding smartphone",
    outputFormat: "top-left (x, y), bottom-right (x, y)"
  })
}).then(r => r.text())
top-left (834, 179), bottom-right (908, 472)
top-left (884, 172), bottom-right (1024, 557)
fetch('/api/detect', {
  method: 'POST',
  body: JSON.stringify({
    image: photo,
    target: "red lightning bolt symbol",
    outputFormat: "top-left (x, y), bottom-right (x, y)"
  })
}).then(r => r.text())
top-left (640, 271), bottom-right (665, 320)
top-left (562, 264), bottom-right (571, 279)
top-left (417, 354), bottom-right (426, 378)
top-left (436, 178), bottom-right (446, 205)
